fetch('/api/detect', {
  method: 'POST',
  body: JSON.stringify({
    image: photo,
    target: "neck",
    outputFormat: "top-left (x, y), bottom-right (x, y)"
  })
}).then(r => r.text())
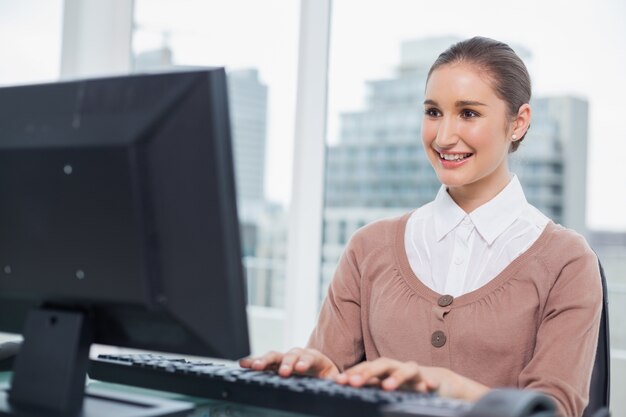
top-left (447, 167), bottom-right (512, 213)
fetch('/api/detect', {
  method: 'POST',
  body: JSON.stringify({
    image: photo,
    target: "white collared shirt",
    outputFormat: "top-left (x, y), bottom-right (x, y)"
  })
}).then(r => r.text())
top-left (404, 175), bottom-right (550, 297)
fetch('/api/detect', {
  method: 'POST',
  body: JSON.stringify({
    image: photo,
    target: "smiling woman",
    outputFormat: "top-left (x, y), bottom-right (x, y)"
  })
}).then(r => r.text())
top-left (243, 37), bottom-right (603, 417)
top-left (0, 1), bottom-right (623, 415)
top-left (422, 37), bottom-right (532, 212)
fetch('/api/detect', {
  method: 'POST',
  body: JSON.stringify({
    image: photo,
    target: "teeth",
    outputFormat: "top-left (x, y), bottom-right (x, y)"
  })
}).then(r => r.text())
top-left (439, 153), bottom-right (472, 161)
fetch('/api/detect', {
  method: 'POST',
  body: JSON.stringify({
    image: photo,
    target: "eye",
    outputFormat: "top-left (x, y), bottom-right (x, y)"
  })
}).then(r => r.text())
top-left (461, 109), bottom-right (479, 119)
top-left (424, 107), bottom-right (441, 118)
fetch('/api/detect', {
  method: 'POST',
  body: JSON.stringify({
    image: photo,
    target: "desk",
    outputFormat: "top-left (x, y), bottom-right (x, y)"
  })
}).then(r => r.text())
top-left (0, 371), bottom-right (314, 417)
top-left (89, 380), bottom-right (314, 417)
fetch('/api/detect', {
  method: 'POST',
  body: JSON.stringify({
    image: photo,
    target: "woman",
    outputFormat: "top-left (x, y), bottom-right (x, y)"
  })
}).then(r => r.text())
top-left (240, 37), bottom-right (601, 417)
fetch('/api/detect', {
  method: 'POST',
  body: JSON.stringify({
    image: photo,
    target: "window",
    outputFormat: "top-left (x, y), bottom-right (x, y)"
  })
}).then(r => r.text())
top-left (0, 1), bottom-right (63, 86)
top-left (133, 0), bottom-right (300, 354)
top-left (0, 0), bottom-right (64, 345)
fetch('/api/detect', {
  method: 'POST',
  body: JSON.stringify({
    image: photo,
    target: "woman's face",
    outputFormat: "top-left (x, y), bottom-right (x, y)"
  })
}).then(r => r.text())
top-left (422, 63), bottom-right (516, 195)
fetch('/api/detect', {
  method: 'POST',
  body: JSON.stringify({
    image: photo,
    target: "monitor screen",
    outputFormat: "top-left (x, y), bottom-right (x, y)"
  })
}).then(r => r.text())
top-left (0, 69), bottom-right (250, 415)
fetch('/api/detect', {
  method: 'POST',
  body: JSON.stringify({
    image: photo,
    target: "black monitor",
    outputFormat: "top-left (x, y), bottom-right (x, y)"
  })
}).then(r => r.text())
top-left (0, 69), bottom-right (250, 416)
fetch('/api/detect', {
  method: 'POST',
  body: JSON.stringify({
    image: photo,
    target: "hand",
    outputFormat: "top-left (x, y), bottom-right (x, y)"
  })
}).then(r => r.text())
top-left (335, 357), bottom-right (489, 402)
top-left (239, 348), bottom-right (340, 379)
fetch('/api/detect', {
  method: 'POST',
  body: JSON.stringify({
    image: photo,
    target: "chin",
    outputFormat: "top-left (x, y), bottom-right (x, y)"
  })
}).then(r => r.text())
top-left (434, 171), bottom-right (473, 188)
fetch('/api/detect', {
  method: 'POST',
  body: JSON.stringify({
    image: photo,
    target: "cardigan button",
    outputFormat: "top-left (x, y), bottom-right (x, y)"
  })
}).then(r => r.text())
top-left (431, 330), bottom-right (447, 348)
top-left (438, 295), bottom-right (454, 307)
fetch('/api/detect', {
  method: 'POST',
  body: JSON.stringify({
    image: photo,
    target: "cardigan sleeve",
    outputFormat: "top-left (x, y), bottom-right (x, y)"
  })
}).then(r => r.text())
top-left (518, 240), bottom-right (602, 417)
top-left (306, 236), bottom-right (366, 371)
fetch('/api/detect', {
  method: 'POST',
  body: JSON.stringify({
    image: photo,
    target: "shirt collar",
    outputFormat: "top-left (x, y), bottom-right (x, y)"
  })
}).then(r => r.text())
top-left (433, 185), bottom-right (467, 242)
top-left (433, 175), bottom-right (528, 245)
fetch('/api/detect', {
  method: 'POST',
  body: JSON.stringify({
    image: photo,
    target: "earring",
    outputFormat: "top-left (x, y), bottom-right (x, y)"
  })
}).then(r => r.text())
top-left (512, 134), bottom-right (518, 141)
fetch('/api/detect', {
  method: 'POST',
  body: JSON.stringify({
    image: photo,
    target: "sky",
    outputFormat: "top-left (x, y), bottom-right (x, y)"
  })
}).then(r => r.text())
top-left (0, 1), bottom-right (63, 82)
top-left (1, 0), bottom-right (625, 231)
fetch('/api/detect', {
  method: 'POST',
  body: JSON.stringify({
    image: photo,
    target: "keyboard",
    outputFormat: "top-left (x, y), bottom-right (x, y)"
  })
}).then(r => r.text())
top-left (89, 353), bottom-right (472, 417)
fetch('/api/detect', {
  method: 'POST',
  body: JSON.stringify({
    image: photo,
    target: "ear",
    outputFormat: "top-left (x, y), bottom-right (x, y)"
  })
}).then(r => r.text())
top-left (511, 103), bottom-right (531, 140)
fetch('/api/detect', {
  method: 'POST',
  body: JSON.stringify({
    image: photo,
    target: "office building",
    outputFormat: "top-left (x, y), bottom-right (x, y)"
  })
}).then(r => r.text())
top-left (510, 96), bottom-right (589, 235)
top-left (132, 47), bottom-right (269, 205)
top-left (246, 202), bottom-right (288, 308)
top-left (322, 37), bottom-right (589, 292)
top-left (225, 70), bottom-right (291, 309)
top-left (133, 45), bottom-right (173, 73)
top-left (227, 68), bottom-right (269, 205)
top-left (132, 48), bottom-right (277, 306)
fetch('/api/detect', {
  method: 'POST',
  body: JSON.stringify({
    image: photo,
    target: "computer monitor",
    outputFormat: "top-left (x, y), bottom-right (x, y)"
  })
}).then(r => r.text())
top-left (0, 69), bottom-right (250, 416)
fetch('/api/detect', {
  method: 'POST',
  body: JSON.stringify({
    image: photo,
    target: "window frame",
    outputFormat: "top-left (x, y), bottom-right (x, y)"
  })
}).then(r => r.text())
top-left (59, 0), bottom-right (331, 350)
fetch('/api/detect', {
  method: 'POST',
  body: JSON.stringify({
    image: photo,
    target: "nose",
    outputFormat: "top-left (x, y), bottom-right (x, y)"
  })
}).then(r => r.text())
top-left (434, 116), bottom-right (459, 149)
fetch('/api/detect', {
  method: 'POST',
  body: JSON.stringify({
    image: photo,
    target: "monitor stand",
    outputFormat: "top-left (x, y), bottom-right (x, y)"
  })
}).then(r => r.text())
top-left (0, 308), bottom-right (193, 417)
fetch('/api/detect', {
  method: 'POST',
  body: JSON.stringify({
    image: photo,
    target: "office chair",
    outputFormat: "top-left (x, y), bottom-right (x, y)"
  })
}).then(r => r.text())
top-left (582, 258), bottom-right (610, 417)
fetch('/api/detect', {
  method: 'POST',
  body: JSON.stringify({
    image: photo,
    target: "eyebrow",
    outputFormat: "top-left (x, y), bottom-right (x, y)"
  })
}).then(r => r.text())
top-left (423, 99), bottom-right (487, 107)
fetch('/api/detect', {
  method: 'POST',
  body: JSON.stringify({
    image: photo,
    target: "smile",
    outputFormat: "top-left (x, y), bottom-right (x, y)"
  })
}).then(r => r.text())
top-left (438, 152), bottom-right (473, 161)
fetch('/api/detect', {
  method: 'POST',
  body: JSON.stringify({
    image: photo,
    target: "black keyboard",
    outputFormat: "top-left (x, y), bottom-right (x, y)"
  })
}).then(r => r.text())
top-left (89, 354), bottom-right (472, 417)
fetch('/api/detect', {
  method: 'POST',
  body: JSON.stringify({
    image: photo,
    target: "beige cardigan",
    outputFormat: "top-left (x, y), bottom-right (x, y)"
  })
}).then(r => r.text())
top-left (308, 212), bottom-right (602, 417)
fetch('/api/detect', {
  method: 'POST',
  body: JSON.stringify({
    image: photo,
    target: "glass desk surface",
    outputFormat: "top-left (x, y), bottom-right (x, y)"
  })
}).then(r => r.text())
top-left (0, 371), bottom-right (317, 417)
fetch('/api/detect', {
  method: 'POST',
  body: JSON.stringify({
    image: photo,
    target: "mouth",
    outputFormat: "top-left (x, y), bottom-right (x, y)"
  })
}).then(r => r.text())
top-left (438, 152), bottom-right (473, 162)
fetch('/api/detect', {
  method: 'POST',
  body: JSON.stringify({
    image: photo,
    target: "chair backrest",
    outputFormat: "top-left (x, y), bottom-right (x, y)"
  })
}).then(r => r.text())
top-left (582, 259), bottom-right (610, 417)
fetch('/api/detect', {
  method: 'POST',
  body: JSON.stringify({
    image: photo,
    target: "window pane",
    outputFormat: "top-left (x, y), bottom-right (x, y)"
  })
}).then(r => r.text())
top-left (133, 0), bottom-right (299, 355)
top-left (325, 0), bottom-right (625, 413)
top-left (0, 0), bottom-right (63, 86)
top-left (0, 0), bottom-right (63, 344)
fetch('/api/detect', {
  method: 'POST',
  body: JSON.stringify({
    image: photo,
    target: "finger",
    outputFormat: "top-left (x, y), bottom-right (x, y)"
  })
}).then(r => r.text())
top-left (251, 351), bottom-right (284, 371)
top-left (344, 358), bottom-right (399, 387)
top-left (335, 372), bottom-right (349, 385)
top-left (336, 374), bottom-right (381, 386)
top-left (278, 348), bottom-right (305, 376)
top-left (414, 380), bottom-right (439, 393)
top-left (415, 381), bottom-right (428, 392)
top-left (239, 357), bottom-right (254, 368)
top-left (423, 379), bottom-right (440, 392)
top-left (306, 349), bottom-right (340, 379)
top-left (365, 376), bottom-right (382, 386)
top-left (293, 352), bottom-right (318, 374)
top-left (382, 362), bottom-right (421, 391)
top-left (412, 367), bottom-right (440, 393)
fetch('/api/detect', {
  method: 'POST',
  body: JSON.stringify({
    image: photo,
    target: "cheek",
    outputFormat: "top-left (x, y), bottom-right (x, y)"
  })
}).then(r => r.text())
top-left (421, 120), bottom-right (437, 145)
top-left (462, 122), bottom-right (486, 141)
top-left (461, 122), bottom-right (503, 153)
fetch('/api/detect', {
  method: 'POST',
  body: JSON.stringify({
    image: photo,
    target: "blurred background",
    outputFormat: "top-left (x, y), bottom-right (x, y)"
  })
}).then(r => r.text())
top-left (0, 0), bottom-right (624, 414)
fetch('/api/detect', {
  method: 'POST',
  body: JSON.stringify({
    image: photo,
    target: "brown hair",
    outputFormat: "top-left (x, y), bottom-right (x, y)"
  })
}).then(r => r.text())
top-left (427, 36), bottom-right (531, 152)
